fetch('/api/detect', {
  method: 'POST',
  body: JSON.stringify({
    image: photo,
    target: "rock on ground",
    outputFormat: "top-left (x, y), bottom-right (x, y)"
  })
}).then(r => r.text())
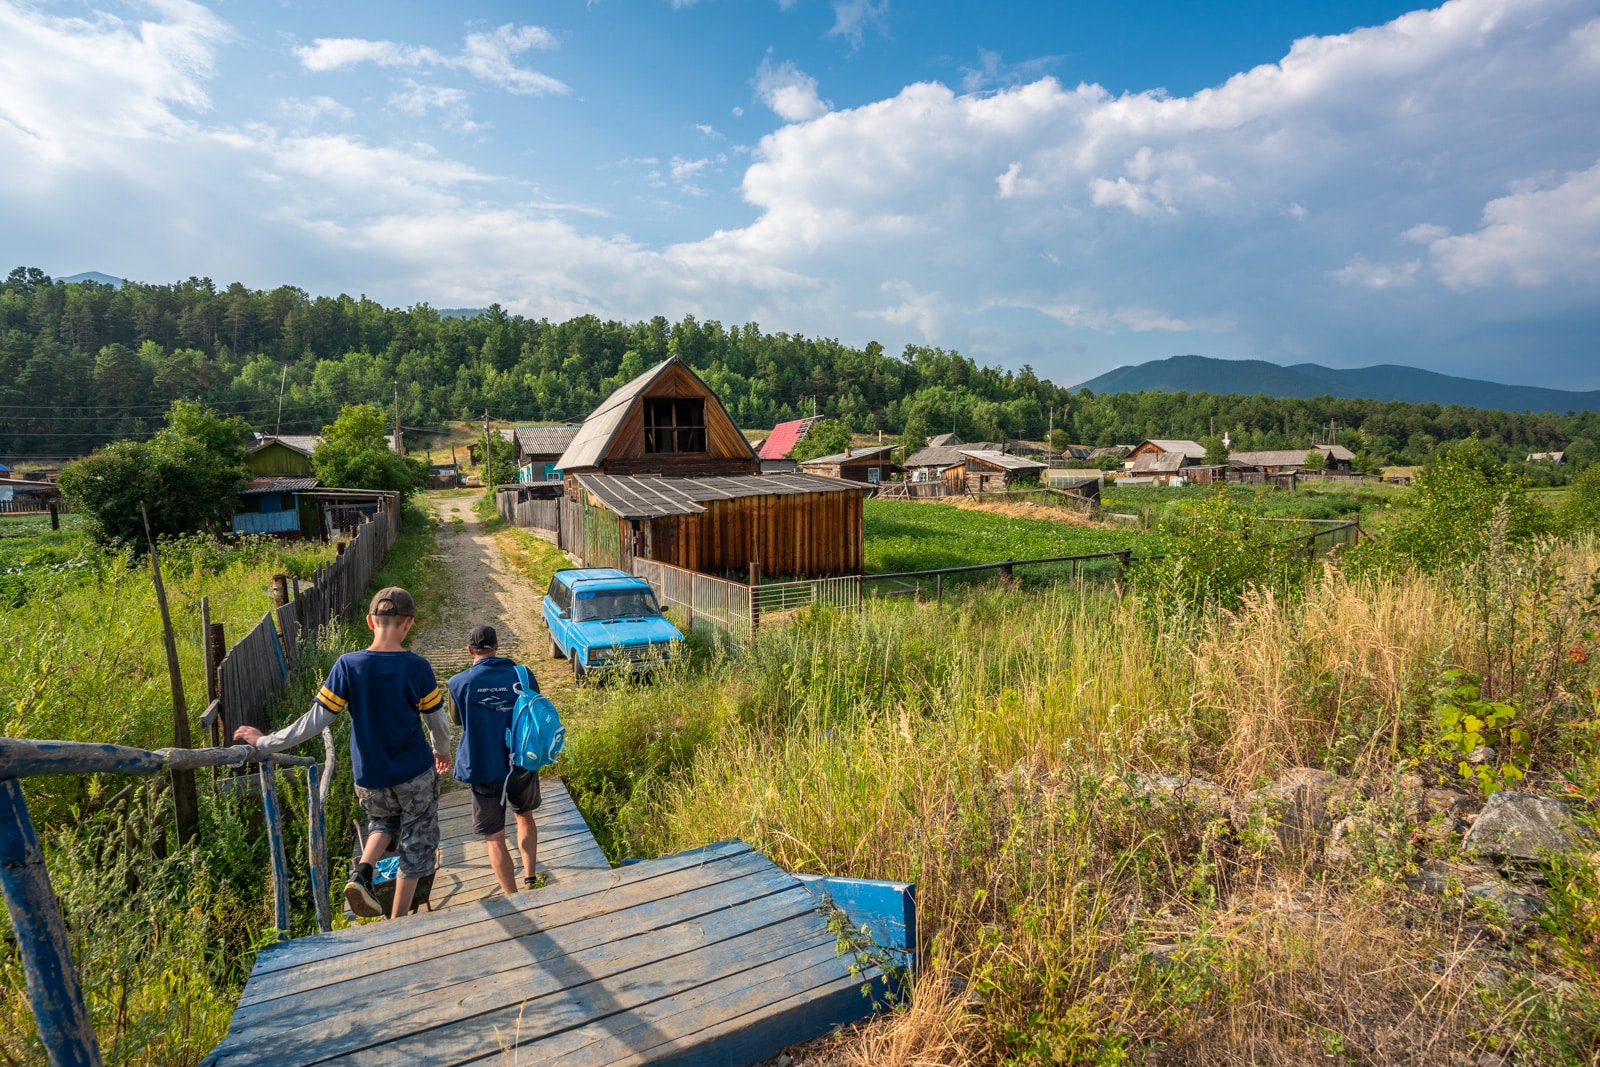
top-left (1461, 791), bottom-right (1596, 862)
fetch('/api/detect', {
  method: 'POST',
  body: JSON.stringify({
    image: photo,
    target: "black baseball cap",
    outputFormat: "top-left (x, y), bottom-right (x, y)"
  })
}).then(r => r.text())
top-left (368, 587), bottom-right (416, 617)
top-left (467, 624), bottom-right (498, 650)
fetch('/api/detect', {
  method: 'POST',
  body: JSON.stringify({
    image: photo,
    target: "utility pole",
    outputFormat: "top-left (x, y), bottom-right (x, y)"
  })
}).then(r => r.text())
top-left (483, 409), bottom-right (491, 488)
top-left (274, 366), bottom-right (287, 438)
top-left (394, 382), bottom-right (404, 456)
top-left (1048, 404), bottom-right (1054, 467)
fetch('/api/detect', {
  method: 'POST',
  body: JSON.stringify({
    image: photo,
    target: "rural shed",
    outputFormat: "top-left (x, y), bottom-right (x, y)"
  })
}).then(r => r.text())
top-left (960, 449), bottom-right (1047, 492)
top-left (563, 472), bottom-right (867, 578)
top-left (555, 357), bottom-right (757, 478)
top-left (512, 425), bottom-right (581, 482)
top-left (799, 445), bottom-right (901, 484)
top-left (232, 476), bottom-right (319, 537)
top-left (756, 415), bottom-right (824, 473)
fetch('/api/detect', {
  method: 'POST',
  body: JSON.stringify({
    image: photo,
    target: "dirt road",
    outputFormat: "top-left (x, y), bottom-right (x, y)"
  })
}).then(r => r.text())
top-left (408, 491), bottom-right (556, 683)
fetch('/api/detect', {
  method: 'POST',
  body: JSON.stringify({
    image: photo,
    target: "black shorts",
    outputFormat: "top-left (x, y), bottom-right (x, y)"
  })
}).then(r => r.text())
top-left (469, 768), bottom-right (542, 837)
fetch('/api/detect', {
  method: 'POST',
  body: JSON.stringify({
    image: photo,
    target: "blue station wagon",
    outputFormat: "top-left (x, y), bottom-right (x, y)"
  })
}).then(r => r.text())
top-left (542, 568), bottom-right (685, 681)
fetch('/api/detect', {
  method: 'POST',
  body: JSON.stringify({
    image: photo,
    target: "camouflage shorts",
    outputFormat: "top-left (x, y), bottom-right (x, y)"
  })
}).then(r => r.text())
top-left (356, 768), bottom-right (439, 878)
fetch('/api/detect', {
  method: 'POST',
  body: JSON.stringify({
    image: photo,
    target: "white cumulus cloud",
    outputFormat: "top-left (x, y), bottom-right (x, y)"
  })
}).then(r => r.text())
top-left (295, 23), bottom-right (566, 95)
top-left (1424, 160), bottom-right (1600, 286)
top-left (754, 58), bottom-right (830, 122)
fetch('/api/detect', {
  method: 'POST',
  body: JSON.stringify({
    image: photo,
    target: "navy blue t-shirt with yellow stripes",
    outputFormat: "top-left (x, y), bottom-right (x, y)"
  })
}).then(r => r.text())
top-left (315, 649), bottom-right (444, 789)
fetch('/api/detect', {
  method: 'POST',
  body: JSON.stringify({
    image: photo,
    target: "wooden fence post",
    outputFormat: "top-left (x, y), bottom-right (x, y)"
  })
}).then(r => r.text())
top-left (0, 778), bottom-right (103, 1067)
top-left (259, 763), bottom-right (291, 936)
top-left (48, 502), bottom-right (59, 531)
top-left (306, 763), bottom-right (332, 933)
top-left (272, 574), bottom-right (289, 608)
top-left (140, 504), bottom-right (199, 847)
top-left (206, 623), bottom-right (225, 747)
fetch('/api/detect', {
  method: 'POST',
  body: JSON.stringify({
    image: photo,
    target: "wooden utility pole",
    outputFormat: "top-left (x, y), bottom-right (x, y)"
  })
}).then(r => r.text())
top-left (140, 503), bottom-right (199, 847)
top-left (483, 409), bottom-right (491, 487)
top-left (394, 382), bottom-right (404, 456)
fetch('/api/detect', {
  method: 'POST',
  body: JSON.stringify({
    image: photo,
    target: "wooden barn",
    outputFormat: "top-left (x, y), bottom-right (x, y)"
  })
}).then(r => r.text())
top-left (245, 435), bottom-right (320, 478)
top-left (799, 445), bottom-right (901, 484)
top-left (553, 358), bottom-right (867, 577)
top-left (960, 449), bottom-right (1047, 492)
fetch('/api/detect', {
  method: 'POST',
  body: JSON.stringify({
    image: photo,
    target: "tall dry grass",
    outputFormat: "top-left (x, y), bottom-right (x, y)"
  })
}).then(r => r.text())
top-left (562, 552), bottom-right (1600, 1065)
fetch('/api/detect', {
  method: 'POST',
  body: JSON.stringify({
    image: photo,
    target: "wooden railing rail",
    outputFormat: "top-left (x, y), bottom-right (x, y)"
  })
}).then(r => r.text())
top-left (0, 737), bottom-right (334, 1067)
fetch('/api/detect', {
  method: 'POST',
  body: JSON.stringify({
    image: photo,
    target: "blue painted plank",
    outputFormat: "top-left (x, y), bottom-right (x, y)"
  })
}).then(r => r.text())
top-left (312, 913), bottom-right (856, 1065)
top-left (224, 860), bottom-right (799, 1038)
top-left (233, 847), bottom-right (776, 1009)
top-left (0, 779), bottom-right (104, 1067)
top-left (207, 884), bottom-right (829, 1065)
top-left (241, 839), bottom-right (754, 980)
top-left (794, 873), bottom-right (917, 971)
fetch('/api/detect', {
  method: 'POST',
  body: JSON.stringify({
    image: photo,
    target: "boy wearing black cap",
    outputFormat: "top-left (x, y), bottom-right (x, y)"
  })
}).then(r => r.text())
top-left (235, 586), bottom-right (453, 920)
top-left (447, 624), bottom-right (543, 895)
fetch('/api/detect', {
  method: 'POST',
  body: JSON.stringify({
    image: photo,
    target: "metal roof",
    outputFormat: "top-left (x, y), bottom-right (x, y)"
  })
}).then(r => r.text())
top-left (960, 449), bottom-right (1047, 471)
top-left (1130, 451), bottom-right (1189, 473)
top-left (514, 425), bottom-right (581, 456)
top-left (554, 359), bottom-right (680, 471)
top-left (757, 417), bottom-right (823, 460)
top-left (574, 472), bottom-right (867, 520)
top-left (904, 441), bottom-right (1000, 469)
top-left (800, 445), bottom-right (898, 466)
top-left (242, 476), bottom-right (320, 494)
top-left (925, 433), bottom-right (963, 447)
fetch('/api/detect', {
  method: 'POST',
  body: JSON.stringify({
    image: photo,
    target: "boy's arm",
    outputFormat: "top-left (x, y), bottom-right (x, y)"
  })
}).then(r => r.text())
top-left (423, 709), bottom-right (452, 759)
top-left (235, 703), bottom-right (336, 753)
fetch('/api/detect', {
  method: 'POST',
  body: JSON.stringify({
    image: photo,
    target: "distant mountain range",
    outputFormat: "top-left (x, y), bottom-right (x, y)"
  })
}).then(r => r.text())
top-left (57, 271), bottom-right (124, 287)
top-left (1076, 355), bottom-right (1600, 415)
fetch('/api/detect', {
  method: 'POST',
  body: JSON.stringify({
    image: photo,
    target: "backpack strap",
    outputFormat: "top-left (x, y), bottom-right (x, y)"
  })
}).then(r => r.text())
top-left (513, 664), bottom-right (531, 694)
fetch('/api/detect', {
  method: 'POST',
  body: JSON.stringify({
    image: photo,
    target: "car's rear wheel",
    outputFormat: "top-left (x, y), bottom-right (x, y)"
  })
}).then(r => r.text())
top-left (570, 651), bottom-right (586, 684)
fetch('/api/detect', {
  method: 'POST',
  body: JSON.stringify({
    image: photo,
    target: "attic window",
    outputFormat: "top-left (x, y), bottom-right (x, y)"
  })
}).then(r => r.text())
top-left (644, 398), bottom-right (707, 454)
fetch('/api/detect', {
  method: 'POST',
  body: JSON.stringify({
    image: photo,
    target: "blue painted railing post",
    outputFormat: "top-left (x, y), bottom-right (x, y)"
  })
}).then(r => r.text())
top-left (0, 779), bottom-right (103, 1067)
top-left (258, 764), bottom-right (291, 936)
top-left (305, 764), bottom-right (332, 933)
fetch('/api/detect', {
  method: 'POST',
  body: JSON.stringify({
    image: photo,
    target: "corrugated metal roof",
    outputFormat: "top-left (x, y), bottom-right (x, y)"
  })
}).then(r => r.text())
top-left (905, 441), bottom-right (1000, 469)
top-left (757, 417), bottom-right (823, 460)
top-left (555, 359), bottom-right (680, 471)
top-left (926, 433), bottom-right (963, 447)
top-left (575, 472), bottom-right (866, 520)
top-left (961, 449), bottom-right (1047, 471)
top-left (242, 476), bottom-right (320, 493)
top-left (1229, 450), bottom-right (1310, 468)
top-left (514, 425), bottom-right (581, 456)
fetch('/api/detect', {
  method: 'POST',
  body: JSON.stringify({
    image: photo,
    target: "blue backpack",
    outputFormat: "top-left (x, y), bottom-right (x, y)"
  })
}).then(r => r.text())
top-left (505, 665), bottom-right (565, 773)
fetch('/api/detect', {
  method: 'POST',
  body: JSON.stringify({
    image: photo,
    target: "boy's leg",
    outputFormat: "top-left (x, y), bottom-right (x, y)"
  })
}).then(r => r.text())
top-left (358, 831), bottom-right (392, 867)
top-left (513, 810), bottom-right (538, 883)
top-left (347, 786), bottom-right (401, 919)
top-left (390, 768), bottom-right (441, 920)
top-left (470, 782), bottom-right (518, 896)
top-left (484, 831), bottom-right (518, 896)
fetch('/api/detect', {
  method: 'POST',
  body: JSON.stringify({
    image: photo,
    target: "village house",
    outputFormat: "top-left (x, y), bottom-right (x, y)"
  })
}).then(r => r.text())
top-left (1228, 444), bottom-right (1356, 474)
top-left (799, 445), bottom-right (901, 485)
top-left (1527, 451), bottom-right (1566, 464)
top-left (753, 416), bottom-right (824, 473)
top-left (232, 476), bottom-right (319, 537)
top-left (510, 425), bottom-right (582, 482)
top-left (1118, 439), bottom-right (1208, 485)
top-left (245, 435), bottom-right (319, 478)
top-left (551, 357), bottom-right (868, 577)
top-left (903, 436), bottom-right (1003, 487)
top-left (960, 449), bottom-right (1048, 492)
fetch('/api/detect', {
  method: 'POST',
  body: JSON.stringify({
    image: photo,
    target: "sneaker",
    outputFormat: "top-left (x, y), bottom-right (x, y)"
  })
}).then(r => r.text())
top-left (344, 873), bottom-right (383, 918)
top-left (523, 871), bottom-right (549, 890)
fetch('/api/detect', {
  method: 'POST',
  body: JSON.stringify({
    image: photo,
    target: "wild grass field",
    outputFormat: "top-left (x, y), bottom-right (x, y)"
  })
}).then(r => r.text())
top-left (559, 544), bottom-right (1600, 1065)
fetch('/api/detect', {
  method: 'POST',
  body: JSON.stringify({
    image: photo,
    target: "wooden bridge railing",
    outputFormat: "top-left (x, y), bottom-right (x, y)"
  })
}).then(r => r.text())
top-left (0, 737), bottom-right (334, 1067)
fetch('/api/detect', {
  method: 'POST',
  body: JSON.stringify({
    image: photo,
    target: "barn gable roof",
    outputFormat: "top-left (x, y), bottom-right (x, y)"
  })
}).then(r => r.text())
top-left (555, 357), bottom-right (755, 473)
top-left (514, 425), bottom-right (581, 457)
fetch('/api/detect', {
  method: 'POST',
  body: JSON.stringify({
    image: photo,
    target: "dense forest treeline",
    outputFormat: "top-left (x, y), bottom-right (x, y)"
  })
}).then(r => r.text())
top-left (2, 267), bottom-right (1595, 471)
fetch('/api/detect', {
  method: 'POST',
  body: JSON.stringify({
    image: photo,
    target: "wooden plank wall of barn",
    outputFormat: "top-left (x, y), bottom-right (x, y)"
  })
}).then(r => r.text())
top-left (644, 491), bottom-right (862, 578)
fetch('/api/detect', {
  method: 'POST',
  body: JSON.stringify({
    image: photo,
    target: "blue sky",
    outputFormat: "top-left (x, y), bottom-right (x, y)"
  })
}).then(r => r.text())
top-left (3, 0), bottom-right (1598, 387)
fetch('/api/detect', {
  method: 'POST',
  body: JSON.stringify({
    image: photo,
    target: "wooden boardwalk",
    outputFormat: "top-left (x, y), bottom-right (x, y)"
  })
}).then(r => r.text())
top-left (428, 779), bottom-right (611, 910)
top-left (203, 777), bottom-right (892, 1067)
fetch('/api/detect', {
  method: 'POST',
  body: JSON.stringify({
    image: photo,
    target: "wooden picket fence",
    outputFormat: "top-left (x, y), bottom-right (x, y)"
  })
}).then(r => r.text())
top-left (204, 493), bottom-right (401, 744)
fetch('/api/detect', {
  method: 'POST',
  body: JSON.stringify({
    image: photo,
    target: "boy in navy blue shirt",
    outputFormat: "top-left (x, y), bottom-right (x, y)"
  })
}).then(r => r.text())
top-left (236, 587), bottom-right (452, 920)
top-left (447, 624), bottom-right (542, 895)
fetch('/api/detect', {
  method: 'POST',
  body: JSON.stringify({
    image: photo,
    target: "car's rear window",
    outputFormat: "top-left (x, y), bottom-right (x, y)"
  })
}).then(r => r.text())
top-left (573, 588), bottom-right (662, 622)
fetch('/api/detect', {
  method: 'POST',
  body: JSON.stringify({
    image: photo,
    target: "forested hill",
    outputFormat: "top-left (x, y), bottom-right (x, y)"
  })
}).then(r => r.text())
top-left (2, 267), bottom-right (1597, 469)
top-left (1079, 355), bottom-right (1600, 415)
